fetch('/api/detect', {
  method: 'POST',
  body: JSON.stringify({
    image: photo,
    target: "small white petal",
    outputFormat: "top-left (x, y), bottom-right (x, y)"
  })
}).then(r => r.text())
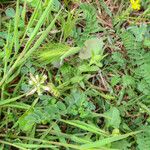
top-left (37, 83), bottom-right (41, 87)
top-left (41, 74), bottom-right (47, 84)
top-left (29, 80), bottom-right (33, 85)
top-left (42, 86), bottom-right (50, 91)
top-left (26, 88), bottom-right (37, 96)
top-left (30, 73), bottom-right (37, 83)
top-left (43, 74), bottom-right (47, 80)
top-left (35, 75), bottom-right (39, 81)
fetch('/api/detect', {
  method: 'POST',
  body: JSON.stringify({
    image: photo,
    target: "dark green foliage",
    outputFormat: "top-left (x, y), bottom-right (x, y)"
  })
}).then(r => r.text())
top-left (64, 90), bottom-right (95, 118)
top-left (0, 1), bottom-right (150, 150)
top-left (120, 25), bottom-right (150, 95)
top-left (75, 3), bottom-right (100, 46)
top-left (111, 139), bottom-right (131, 150)
top-left (136, 126), bottom-right (150, 150)
top-left (18, 96), bottom-right (67, 132)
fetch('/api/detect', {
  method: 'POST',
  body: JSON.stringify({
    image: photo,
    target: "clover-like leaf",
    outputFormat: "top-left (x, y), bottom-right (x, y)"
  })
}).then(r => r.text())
top-left (79, 38), bottom-right (104, 59)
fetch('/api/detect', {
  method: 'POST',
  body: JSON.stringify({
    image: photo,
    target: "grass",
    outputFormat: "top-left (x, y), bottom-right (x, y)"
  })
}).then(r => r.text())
top-left (0, 0), bottom-right (150, 149)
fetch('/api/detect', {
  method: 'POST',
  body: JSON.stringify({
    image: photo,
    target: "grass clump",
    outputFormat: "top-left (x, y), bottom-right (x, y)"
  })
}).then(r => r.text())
top-left (0, 0), bottom-right (150, 149)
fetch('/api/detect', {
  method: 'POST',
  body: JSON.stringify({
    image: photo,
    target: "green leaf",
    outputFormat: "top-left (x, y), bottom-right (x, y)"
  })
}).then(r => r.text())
top-left (79, 38), bottom-right (104, 59)
top-left (144, 38), bottom-right (150, 48)
top-left (18, 108), bottom-right (35, 132)
top-left (122, 75), bottom-right (135, 87)
top-left (128, 24), bottom-right (147, 42)
top-left (79, 64), bottom-right (99, 72)
top-left (111, 75), bottom-right (121, 86)
top-left (5, 8), bottom-right (15, 18)
top-left (52, 0), bottom-right (61, 12)
top-left (112, 52), bottom-right (125, 66)
top-left (105, 107), bottom-right (121, 129)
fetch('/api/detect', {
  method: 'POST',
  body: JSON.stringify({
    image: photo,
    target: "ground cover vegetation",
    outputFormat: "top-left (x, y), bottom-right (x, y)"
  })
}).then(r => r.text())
top-left (0, 0), bottom-right (150, 149)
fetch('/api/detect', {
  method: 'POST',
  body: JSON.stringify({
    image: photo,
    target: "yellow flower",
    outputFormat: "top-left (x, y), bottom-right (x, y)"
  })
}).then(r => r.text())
top-left (130, 0), bottom-right (141, 10)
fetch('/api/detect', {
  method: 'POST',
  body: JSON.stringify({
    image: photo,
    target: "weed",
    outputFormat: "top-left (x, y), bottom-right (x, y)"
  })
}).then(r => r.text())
top-left (0, 0), bottom-right (149, 149)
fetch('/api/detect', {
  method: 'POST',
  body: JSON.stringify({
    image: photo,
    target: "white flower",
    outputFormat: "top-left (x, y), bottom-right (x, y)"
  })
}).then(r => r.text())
top-left (26, 73), bottom-right (48, 96)
top-left (26, 73), bottom-right (59, 97)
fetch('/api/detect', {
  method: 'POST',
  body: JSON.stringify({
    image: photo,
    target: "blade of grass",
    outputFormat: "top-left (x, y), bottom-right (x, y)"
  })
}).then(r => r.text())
top-left (12, 75), bottom-right (25, 96)
top-left (15, 143), bottom-right (57, 148)
top-left (22, 8), bottom-right (62, 62)
top-left (14, 0), bottom-right (20, 54)
top-left (37, 128), bottom-right (91, 144)
top-left (0, 102), bottom-right (30, 109)
top-left (8, 0), bottom-right (41, 68)
top-left (8, 8), bottom-right (62, 76)
top-left (80, 131), bottom-right (141, 149)
top-left (21, 0), bottom-right (53, 55)
top-left (0, 4), bottom-right (62, 86)
top-left (20, 0), bottom-right (41, 45)
top-left (8, 0), bottom-right (49, 68)
top-left (0, 94), bottom-right (25, 106)
top-left (60, 47), bottom-right (81, 64)
top-left (5, 66), bottom-right (21, 84)
top-left (0, 140), bottom-right (27, 150)
top-left (0, 134), bottom-right (81, 150)
top-left (21, 0), bottom-right (27, 23)
top-left (52, 122), bottom-right (68, 149)
top-left (61, 119), bottom-right (108, 136)
top-left (4, 21), bottom-right (12, 76)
